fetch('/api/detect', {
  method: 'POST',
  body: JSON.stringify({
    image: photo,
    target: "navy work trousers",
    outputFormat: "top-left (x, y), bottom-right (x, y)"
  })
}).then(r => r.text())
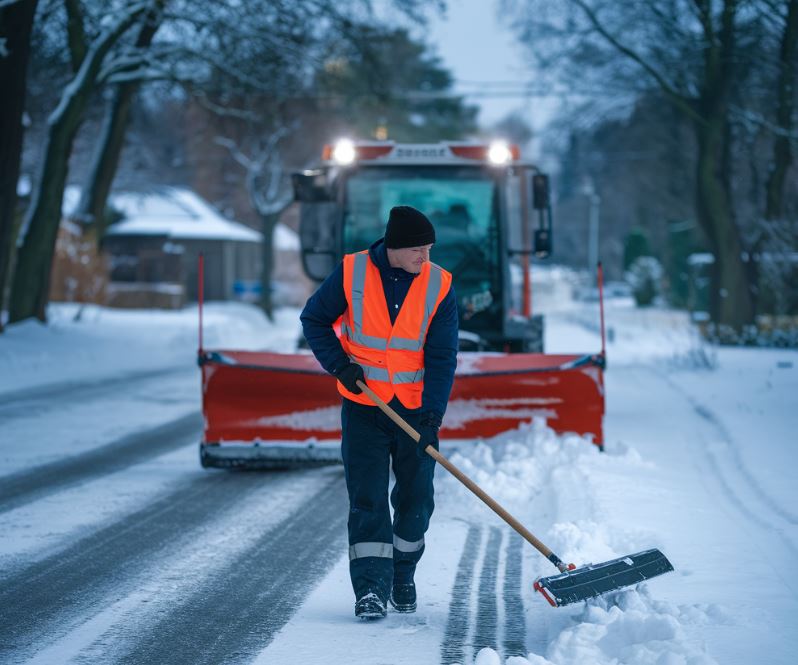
top-left (341, 398), bottom-right (436, 602)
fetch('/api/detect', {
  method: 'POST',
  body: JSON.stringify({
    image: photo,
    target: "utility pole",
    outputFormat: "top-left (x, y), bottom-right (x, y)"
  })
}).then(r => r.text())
top-left (582, 177), bottom-right (601, 270)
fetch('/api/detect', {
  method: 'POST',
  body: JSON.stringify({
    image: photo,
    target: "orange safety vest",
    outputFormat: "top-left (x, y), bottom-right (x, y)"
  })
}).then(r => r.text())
top-left (336, 250), bottom-right (452, 409)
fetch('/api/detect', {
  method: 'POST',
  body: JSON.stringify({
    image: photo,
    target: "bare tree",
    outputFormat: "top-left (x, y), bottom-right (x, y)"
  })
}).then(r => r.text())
top-left (0, 0), bottom-right (39, 330)
top-left (764, 0), bottom-right (797, 222)
top-left (215, 122), bottom-right (297, 319)
top-left (9, 0), bottom-right (148, 323)
top-left (508, 0), bottom-right (775, 329)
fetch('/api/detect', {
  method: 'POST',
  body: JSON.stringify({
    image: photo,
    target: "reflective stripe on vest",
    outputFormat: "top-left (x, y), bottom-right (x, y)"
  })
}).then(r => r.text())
top-left (348, 253), bottom-right (388, 350)
top-left (344, 355), bottom-right (422, 384)
top-left (353, 358), bottom-right (390, 382)
top-left (388, 266), bottom-right (442, 352)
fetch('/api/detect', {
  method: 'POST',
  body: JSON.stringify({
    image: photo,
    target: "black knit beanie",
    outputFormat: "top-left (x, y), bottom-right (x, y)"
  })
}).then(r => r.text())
top-left (384, 206), bottom-right (436, 249)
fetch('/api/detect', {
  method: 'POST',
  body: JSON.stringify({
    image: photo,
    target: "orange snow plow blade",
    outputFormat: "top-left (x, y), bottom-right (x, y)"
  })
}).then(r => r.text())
top-left (198, 350), bottom-right (605, 469)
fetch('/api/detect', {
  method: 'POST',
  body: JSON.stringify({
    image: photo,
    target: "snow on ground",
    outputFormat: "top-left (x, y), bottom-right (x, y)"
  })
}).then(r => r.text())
top-left (1, 287), bottom-right (796, 664)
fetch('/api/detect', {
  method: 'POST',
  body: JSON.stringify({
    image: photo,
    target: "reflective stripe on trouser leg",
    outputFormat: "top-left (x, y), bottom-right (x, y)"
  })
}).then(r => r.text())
top-left (393, 535), bottom-right (425, 583)
top-left (393, 535), bottom-right (424, 553)
top-left (349, 542), bottom-right (394, 560)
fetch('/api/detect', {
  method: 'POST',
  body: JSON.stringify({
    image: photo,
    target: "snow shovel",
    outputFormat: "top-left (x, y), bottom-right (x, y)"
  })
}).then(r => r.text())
top-left (356, 380), bottom-right (674, 607)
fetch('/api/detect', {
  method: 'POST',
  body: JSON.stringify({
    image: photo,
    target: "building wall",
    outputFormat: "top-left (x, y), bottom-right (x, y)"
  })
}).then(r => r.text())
top-left (103, 235), bottom-right (263, 305)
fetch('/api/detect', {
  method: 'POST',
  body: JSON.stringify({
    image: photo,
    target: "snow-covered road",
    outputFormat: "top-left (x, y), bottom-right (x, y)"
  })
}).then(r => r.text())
top-left (0, 297), bottom-right (795, 664)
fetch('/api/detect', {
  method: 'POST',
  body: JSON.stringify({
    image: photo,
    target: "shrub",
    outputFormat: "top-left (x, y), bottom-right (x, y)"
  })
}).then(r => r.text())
top-left (626, 256), bottom-right (663, 306)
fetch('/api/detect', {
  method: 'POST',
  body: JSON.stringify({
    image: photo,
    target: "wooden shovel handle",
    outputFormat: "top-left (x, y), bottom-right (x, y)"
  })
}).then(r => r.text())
top-left (355, 380), bottom-right (567, 570)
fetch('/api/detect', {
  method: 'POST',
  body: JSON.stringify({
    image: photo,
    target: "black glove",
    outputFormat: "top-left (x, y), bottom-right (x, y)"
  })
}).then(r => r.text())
top-left (416, 411), bottom-right (442, 458)
top-left (335, 362), bottom-right (365, 394)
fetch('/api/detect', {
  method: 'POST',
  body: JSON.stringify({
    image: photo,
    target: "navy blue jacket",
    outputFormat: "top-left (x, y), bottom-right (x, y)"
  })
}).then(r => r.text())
top-left (300, 239), bottom-right (458, 416)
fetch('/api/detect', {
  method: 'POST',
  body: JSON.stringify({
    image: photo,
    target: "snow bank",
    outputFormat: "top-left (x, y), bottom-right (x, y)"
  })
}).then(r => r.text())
top-left (437, 420), bottom-right (723, 665)
top-left (542, 588), bottom-right (724, 665)
top-left (472, 593), bottom-right (724, 665)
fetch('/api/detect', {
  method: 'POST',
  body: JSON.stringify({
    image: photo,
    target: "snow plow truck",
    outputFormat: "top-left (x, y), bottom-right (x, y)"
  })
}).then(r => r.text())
top-left (198, 140), bottom-right (606, 469)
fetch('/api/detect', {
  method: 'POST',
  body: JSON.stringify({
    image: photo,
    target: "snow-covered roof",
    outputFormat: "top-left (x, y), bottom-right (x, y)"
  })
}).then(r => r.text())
top-left (105, 187), bottom-right (262, 243)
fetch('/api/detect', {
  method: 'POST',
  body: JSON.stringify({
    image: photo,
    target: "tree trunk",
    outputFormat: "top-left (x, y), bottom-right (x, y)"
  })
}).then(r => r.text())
top-left (689, 0), bottom-right (754, 331)
top-left (8, 9), bottom-right (144, 324)
top-left (260, 213), bottom-right (278, 320)
top-left (77, 1), bottom-right (164, 234)
top-left (8, 91), bottom-right (88, 323)
top-left (76, 83), bottom-right (137, 233)
top-left (765, 0), bottom-right (798, 221)
top-left (0, 0), bottom-right (38, 331)
top-left (694, 116), bottom-right (754, 328)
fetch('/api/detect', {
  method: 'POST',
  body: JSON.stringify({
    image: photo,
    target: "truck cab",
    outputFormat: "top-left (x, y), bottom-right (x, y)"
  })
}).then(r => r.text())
top-left (293, 140), bottom-right (553, 352)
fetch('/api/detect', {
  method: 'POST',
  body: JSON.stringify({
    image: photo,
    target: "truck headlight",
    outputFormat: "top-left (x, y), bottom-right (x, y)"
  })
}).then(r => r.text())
top-left (332, 139), bottom-right (357, 165)
top-left (488, 141), bottom-right (512, 165)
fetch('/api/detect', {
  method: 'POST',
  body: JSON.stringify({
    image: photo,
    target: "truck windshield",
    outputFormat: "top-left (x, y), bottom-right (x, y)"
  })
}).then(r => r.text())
top-left (343, 165), bottom-right (503, 338)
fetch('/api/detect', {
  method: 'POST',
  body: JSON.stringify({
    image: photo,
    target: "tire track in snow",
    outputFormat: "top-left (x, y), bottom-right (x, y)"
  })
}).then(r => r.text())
top-left (0, 469), bottom-right (318, 657)
top-left (0, 411), bottom-right (202, 514)
top-left (0, 366), bottom-right (189, 419)
top-left (108, 474), bottom-right (348, 665)
top-left (502, 532), bottom-right (527, 659)
top-left (440, 525), bottom-right (482, 665)
top-left (473, 526), bottom-right (502, 654)
top-left (657, 369), bottom-right (797, 526)
top-left (654, 370), bottom-right (798, 565)
top-left (691, 401), bottom-right (798, 525)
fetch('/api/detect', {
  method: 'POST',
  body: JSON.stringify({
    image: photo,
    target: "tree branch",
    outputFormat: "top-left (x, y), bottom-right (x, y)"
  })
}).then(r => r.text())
top-left (214, 122), bottom-right (298, 218)
top-left (47, 2), bottom-right (149, 125)
top-left (63, 0), bottom-right (87, 72)
top-left (730, 105), bottom-right (798, 142)
top-left (571, 0), bottom-right (704, 124)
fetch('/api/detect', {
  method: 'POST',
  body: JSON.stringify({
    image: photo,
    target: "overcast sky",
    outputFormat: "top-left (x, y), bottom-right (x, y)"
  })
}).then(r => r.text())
top-left (418, 1), bottom-right (560, 159)
top-left (375, 0), bottom-right (560, 159)
top-left (425, 1), bottom-right (532, 127)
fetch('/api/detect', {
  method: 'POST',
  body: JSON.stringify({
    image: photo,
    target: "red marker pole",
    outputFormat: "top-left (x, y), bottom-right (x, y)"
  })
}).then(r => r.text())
top-left (597, 261), bottom-right (606, 357)
top-left (198, 252), bottom-right (204, 354)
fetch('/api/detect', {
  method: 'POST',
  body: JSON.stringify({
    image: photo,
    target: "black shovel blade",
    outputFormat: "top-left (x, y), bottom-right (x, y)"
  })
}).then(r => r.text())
top-left (534, 548), bottom-right (674, 607)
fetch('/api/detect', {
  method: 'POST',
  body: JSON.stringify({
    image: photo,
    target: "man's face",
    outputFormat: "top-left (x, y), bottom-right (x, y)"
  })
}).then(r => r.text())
top-left (386, 244), bottom-right (433, 274)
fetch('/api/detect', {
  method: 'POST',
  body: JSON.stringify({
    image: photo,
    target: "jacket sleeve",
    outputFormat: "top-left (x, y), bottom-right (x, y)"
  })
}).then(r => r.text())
top-left (422, 284), bottom-right (459, 417)
top-left (299, 262), bottom-right (351, 376)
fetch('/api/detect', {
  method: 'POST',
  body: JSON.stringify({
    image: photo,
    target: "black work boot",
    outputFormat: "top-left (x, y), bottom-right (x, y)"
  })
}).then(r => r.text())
top-left (355, 592), bottom-right (387, 620)
top-left (389, 582), bottom-right (417, 613)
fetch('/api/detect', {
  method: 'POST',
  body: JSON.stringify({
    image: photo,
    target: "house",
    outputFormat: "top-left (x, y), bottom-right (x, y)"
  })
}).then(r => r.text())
top-left (102, 188), bottom-right (264, 308)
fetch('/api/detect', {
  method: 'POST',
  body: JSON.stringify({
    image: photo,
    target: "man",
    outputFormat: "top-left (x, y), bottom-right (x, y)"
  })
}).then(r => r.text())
top-left (300, 205), bottom-right (458, 620)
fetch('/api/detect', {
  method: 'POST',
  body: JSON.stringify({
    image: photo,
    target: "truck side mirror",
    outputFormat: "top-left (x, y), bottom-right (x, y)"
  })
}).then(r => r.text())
top-left (292, 170), bottom-right (333, 202)
top-left (299, 199), bottom-right (341, 281)
top-left (532, 174), bottom-right (549, 210)
top-left (534, 229), bottom-right (551, 258)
